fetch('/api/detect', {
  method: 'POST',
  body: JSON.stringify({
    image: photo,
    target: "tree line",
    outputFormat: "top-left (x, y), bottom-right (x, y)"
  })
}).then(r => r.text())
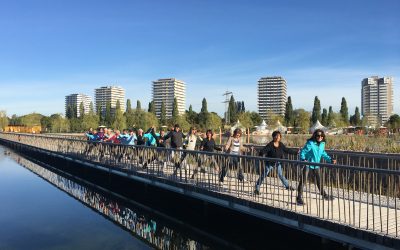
top-left (1, 95), bottom-right (399, 133)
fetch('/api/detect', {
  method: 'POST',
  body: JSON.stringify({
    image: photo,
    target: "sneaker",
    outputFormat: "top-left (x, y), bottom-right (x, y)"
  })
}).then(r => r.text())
top-left (296, 197), bottom-right (305, 205)
top-left (286, 186), bottom-right (295, 191)
top-left (254, 189), bottom-right (260, 195)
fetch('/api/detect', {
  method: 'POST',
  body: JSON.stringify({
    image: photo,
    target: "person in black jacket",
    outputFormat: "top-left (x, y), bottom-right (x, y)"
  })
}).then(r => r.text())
top-left (163, 124), bottom-right (186, 174)
top-left (191, 130), bottom-right (222, 179)
top-left (254, 131), bottom-right (299, 195)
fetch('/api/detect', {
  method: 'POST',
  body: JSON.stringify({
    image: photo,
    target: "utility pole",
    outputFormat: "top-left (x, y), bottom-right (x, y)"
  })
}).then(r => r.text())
top-left (222, 90), bottom-right (232, 125)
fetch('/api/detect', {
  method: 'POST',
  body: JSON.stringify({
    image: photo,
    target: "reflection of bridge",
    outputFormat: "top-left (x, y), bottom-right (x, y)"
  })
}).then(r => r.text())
top-left (1, 133), bottom-right (399, 249)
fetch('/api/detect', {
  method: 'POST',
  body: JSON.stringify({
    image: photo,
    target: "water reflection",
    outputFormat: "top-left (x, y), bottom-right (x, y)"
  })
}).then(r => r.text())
top-left (10, 152), bottom-right (212, 250)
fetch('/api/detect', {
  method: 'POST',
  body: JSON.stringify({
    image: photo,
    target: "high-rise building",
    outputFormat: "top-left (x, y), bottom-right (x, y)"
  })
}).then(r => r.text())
top-left (152, 78), bottom-right (186, 119)
top-left (361, 76), bottom-right (394, 126)
top-left (65, 94), bottom-right (93, 117)
top-left (257, 76), bottom-right (287, 120)
top-left (94, 86), bottom-right (125, 116)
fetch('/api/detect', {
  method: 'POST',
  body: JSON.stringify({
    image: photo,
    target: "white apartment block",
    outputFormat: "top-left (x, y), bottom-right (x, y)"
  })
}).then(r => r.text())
top-left (95, 86), bottom-right (126, 115)
top-left (258, 76), bottom-right (287, 120)
top-left (65, 94), bottom-right (93, 117)
top-left (152, 78), bottom-right (186, 119)
top-left (361, 76), bottom-right (394, 126)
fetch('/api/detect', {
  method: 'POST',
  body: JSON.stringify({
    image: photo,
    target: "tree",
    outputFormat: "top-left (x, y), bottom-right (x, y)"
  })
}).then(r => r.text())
top-left (250, 112), bottom-right (262, 126)
top-left (171, 97), bottom-right (179, 123)
top-left (40, 116), bottom-right (52, 132)
top-left (208, 112), bottom-right (222, 131)
top-left (96, 103), bottom-right (103, 124)
top-left (160, 101), bottom-right (167, 125)
top-left (340, 97), bottom-right (349, 125)
top-left (104, 101), bottom-right (112, 127)
top-left (49, 114), bottom-right (70, 133)
top-left (82, 102), bottom-right (99, 130)
top-left (387, 114), bottom-right (400, 130)
top-left (241, 101), bottom-right (245, 113)
top-left (186, 104), bottom-right (197, 125)
top-left (311, 96), bottom-right (321, 124)
top-left (228, 95), bottom-right (237, 124)
top-left (0, 110), bottom-right (8, 130)
top-left (79, 102), bottom-right (85, 118)
top-left (136, 100), bottom-right (142, 110)
top-left (237, 111), bottom-right (253, 129)
top-left (284, 96), bottom-right (294, 126)
top-left (148, 101), bottom-right (155, 114)
top-left (198, 98), bottom-right (210, 129)
top-left (294, 109), bottom-right (310, 133)
top-left (321, 108), bottom-right (328, 126)
top-left (112, 100), bottom-right (126, 130)
top-left (327, 106), bottom-right (334, 127)
top-left (66, 104), bottom-right (76, 119)
top-left (349, 107), bottom-right (361, 126)
top-left (126, 99), bottom-right (132, 113)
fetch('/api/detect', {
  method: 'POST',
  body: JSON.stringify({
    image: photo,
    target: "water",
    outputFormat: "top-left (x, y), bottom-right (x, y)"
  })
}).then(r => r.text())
top-left (0, 146), bottom-right (212, 250)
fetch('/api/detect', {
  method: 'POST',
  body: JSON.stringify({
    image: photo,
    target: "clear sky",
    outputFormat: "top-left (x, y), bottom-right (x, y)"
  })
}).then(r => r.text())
top-left (0, 0), bottom-right (399, 117)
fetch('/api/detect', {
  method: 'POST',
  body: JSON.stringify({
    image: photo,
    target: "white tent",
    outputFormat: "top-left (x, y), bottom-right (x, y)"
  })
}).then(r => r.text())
top-left (230, 120), bottom-right (246, 134)
top-left (273, 120), bottom-right (287, 133)
top-left (309, 120), bottom-right (327, 133)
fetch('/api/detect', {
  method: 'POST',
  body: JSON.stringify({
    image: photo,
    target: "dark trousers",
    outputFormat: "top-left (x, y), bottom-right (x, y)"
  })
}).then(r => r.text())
top-left (297, 167), bottom-right (326, 198)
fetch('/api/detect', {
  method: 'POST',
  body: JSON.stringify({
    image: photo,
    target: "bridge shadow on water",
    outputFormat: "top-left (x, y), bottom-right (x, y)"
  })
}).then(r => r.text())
top-left (7, 147), bottom-right (355, 250)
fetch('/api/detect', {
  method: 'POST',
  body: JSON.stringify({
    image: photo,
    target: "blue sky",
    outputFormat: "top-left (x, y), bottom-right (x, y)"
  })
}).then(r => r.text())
top-left (0, 0), bottom-right (399, 117)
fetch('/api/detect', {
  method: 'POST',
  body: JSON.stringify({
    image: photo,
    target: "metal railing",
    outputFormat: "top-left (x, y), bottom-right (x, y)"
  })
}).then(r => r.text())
top-left (1, 132), bottom-right (399, 239)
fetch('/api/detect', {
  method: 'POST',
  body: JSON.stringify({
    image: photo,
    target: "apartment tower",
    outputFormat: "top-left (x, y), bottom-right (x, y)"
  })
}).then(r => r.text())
top-left (65, 94), bottom-right (93, 117)
top-left (258, 76), bottom-right (287, 120)
top-left (94, 86), bottom-right (126, 116)
top-left (152, 78), bottom-right (186, 119)
top-left (361, 76), bottom-right (394, 126)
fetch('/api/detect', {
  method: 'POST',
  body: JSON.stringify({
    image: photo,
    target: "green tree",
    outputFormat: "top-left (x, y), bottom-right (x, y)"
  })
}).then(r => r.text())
top-left (208, 112), bottom-right (222, 131)
top-left (19, 113), bottom-right (44, 126)
top-left (284, 96), bottom-right (294, 126)
top-left (82, 103), bottom-right (99, 130)
top-left (148, 101), bottom-right (155, 114)
top-left (136, 111), bottom-right (158, 130)
top-left (136, 100), bottom-right (142, 110)
top-left (104, 101), bottom-right (112, 127)
top-left (349, 107), bottom-right (361, 126)
top-left (250, 112), bottom-right (262, 126)
top-left (160, 101), bottom-right (167, 125)
top-left (294, 109), bottom-right (310, 133)
top-left (311, 96), bottom-right (321, 124)
top-left (340, 97), bottom-right (349, 125)
top-left (198, 98), bottom-right (210, 129)
top-left (96, 103), bottom-right (103, 125)
top-left (0, 110), bottom-right (8, 130)
top-left (186, 104), bottom-right (198, 125)
top-left (40, 116), bottom-right (51, 132)
top-left (126, 99), bottom-right (132, 113)
top-left (387, 114), bottom-right (400, 130)
top-left (321, 108), bottom-right (328, 126)
top-left (112, 100), bottom-right (126, 130)
top-left (327, 106), bottom-right (334, 127)
top-left (49, 114), bottom-right (70, 133)
top-left (241, 101), bottom-right (245, 113)
top-left (66, 104), bottom-right (76, 119)
top-left (228, 95), bottom-right (237, 124)
top-left (171, 97), bottom-right (179, 123)
top-left (79, 102), bottom-right (85, 118)
top-left (237, 111), bottom-right (253, 129)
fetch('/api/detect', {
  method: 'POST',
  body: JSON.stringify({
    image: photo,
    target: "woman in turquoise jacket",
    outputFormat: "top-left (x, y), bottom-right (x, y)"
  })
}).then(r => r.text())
top-left (296, 129), bottom-right (337, 205)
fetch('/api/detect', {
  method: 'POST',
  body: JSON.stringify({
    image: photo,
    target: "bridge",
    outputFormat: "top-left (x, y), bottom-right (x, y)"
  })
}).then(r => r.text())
top-left (1, 132), bottom-right (399, 249)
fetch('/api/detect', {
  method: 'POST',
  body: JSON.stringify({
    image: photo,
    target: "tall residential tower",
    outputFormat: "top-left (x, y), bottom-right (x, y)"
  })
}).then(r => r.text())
top-left (258, 76), bottom-right (287, 121)
top-left (152, 78), bottom-right (186, 119)
top-left (361, 76), bottom-right (394, 126)
top-left (65, 94), bottom-right (92, 117)
top-left (94, 86), bottom-right (125, 116)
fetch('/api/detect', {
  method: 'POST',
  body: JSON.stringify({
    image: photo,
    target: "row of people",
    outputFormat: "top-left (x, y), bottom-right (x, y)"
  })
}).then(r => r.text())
top-left (85, 126), bottom-right (336, 206)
